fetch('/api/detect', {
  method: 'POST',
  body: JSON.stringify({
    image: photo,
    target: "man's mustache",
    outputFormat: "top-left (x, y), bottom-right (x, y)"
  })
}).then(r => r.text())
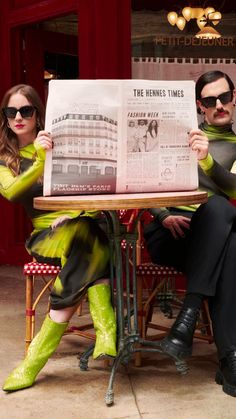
top-left (214, 109), bottom-right (229, 117)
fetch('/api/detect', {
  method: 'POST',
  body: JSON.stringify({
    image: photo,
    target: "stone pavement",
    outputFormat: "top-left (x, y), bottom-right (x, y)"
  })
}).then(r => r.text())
top-left (1, 265), bottom-right (236, 419)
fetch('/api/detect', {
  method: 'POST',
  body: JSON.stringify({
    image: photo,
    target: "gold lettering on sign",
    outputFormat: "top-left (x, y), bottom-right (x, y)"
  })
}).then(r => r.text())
top-left (154, 36), bottom-right (235, 47)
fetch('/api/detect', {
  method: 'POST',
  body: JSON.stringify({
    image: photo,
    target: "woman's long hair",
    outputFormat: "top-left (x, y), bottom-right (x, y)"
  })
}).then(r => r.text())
top-left (0, 84), bottom-right (45, 175)
top-left (146, 119), bottom-right (158, 138)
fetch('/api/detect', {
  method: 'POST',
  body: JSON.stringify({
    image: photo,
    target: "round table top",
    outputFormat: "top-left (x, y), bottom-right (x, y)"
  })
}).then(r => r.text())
top-left (34, 190), bottom-right (208, 211)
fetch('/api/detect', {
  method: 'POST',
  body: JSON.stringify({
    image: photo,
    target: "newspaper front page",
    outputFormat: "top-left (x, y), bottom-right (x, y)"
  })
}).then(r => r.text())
top-left (43, 79), bottom-right (198, 196)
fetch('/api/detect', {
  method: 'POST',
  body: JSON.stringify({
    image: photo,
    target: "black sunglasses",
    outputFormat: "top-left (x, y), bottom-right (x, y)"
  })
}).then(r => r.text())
top-left (3, 105), bottom-right (36, 119)
top-left (200, 90), bottom-right (233, 109)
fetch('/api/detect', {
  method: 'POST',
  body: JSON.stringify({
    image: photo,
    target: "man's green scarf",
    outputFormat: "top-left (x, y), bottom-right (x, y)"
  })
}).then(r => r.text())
top-left (200, 122), bottom-right (236, 142)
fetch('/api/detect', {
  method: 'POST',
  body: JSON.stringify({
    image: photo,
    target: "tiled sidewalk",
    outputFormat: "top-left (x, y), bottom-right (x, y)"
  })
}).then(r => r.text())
top-left (0, 265), bottom-right (235, 419)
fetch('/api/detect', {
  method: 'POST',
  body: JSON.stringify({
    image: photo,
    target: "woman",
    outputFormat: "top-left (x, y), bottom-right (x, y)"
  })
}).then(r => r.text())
top-left (0, 84), bottom-right (116, 392)
top-left (145, 119), bottom-right (159, 152)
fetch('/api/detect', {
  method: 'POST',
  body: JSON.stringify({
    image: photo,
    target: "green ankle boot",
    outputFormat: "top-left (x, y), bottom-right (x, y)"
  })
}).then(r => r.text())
top-left (88, 283), bottom-right (117, 359)
top-left (3, 315), bottom-right (68, 391)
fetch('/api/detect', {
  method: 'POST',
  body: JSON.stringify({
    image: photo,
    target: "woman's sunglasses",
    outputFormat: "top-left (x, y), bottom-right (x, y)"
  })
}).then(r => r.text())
top-left (3, 105), bottom-right (36, 119)
top-left (200, 90), bottom-right (233, 109)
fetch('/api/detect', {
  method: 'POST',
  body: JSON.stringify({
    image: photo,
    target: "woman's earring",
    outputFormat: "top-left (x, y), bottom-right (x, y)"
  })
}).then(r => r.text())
top-left (36, 119), bottom-right (40, 128)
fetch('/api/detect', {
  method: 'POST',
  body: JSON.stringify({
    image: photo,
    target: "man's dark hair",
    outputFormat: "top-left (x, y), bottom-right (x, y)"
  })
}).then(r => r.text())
top-left (196, 70), bottom-right (235, 100)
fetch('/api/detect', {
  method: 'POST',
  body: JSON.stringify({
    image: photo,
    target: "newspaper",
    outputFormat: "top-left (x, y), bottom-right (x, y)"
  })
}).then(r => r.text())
top-left (43, 79), bottom-right (198, 196)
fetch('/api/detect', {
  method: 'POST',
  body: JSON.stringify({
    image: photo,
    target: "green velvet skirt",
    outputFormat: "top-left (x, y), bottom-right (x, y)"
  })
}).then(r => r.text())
top-left (26, 216), bottom-right (110, 309)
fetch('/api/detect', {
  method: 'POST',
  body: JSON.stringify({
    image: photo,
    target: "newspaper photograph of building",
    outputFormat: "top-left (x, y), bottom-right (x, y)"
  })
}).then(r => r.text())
top-left (50, 113), bottom-right (117, 194)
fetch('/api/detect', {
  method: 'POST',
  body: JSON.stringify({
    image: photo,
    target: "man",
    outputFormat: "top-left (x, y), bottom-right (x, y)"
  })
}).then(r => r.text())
top-left (144, 70), bottom-right (236, 397)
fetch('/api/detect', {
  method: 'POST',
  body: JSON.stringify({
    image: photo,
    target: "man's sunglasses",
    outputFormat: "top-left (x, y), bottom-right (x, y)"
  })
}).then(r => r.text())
top-left (3, 105), bottom-right (36, 119)
top-left (200, 90), bottom-right (233, 109)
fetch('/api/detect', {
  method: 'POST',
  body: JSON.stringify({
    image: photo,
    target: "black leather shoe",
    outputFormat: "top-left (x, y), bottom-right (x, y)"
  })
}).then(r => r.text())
top-left (160, 307), bottom-right (199, 360)
top-left (215, 351), bottom-right (236, 397)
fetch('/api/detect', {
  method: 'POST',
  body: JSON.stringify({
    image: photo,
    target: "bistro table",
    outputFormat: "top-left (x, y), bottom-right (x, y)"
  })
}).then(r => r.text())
top-left (34, 190), bottom-right (208, 405)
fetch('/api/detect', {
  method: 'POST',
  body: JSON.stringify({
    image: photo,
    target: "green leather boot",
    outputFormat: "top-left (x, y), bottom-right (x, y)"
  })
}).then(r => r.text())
top-left (3, 315), bottom-right (68, 391)
top-left (88, 283), bottom-right (117, 359)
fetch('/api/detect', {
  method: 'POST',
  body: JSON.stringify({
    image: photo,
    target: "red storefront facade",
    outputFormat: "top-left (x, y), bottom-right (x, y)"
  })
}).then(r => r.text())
top-left (0, 0), bottom-right (131, 264)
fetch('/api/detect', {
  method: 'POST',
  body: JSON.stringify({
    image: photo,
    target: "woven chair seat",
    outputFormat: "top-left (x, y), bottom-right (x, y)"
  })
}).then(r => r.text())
top-left (136, 263), bottom-right (182, 276)
top-left (24, 261), bottom-right (61, 275)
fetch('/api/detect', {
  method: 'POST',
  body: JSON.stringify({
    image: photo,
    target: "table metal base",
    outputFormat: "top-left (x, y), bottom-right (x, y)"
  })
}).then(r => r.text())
top-left (78, 209), bottom-right (188, 405)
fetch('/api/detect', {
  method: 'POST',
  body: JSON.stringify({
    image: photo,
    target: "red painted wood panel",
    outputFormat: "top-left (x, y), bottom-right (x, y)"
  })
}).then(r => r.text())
top-left (0, 198), bottom-right (31, 265)
top-left (78, 0), bottom-right (131, 79)
top-left (9, 0), bottom-right (77, 26)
